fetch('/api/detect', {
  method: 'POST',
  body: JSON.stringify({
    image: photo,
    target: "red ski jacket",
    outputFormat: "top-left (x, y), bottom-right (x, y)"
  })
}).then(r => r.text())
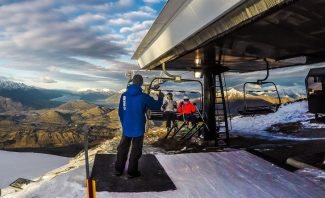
top-left (178, 102), bottom-right (196, 115)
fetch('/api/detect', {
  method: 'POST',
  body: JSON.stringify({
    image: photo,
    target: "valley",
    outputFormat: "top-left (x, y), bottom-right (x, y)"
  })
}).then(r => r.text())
top-left (0, 81), bottom-right (307, 157)
top-left (0, 100), bottom-right (119, 151)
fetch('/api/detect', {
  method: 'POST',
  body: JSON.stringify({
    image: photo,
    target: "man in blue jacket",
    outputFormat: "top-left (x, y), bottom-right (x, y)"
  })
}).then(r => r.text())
top-left (115, 74), bottom-right (164, 178)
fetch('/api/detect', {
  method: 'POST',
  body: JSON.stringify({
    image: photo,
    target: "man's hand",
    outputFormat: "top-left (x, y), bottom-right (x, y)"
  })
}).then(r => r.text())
top-left (193, 102), bottom-right (197, 106)
top-left (157, 91), bottom-right (165, 98)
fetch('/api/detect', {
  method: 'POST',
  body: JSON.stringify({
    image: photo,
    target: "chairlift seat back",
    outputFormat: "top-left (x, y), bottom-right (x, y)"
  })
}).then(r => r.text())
top-left (238, 104), bottom-right (280, 115)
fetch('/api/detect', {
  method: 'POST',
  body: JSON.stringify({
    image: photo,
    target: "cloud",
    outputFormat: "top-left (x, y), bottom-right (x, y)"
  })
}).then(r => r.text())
top-left (0, 75), bottom-right (24, 82)
top-left (0, 0), bottom-right (167, 91)
top-left (247, 84), bottom-right (261, 89)
top-left (126, 30), bottom-right (149, 50)
top-left (36, 77), bottom-right (57, 83)
top-left (139, 6), bottom-right (156, 13)
top-left (73, 13), bottom-right (107, 25)
top-left (120, 20), bottom-right (153, 33)
top-left (121, 11), bottom-right (156, 19)
top-left (108, 18), bottom-right (132, 26)
top-left (55, 0), bottom-right (134, 14)
top-left (49, 66), bottom-right (61, 72)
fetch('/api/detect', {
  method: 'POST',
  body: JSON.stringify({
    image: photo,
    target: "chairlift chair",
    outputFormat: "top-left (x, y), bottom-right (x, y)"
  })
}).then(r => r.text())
top-left (238, 59), bottom-right (281, 115)
top-left (146, 77), bottom-right (204, 122)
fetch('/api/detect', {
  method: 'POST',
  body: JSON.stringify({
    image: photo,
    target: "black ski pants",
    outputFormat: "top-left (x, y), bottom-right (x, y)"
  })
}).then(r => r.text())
top-left (183, 113), bottom-right (197, 125)
top-left (115, 134), bottom-right (144, 174)
top-left (164, 111), bottom-right (177, 128)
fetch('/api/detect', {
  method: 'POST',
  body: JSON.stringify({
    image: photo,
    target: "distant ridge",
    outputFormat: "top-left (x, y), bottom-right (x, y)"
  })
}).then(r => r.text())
top-left (76, 88), bottom-right (116, 101)
top-left (56, 100), bottom-right (97, 111)
top-left (0, 80), bottom-right (64, 109)
top-left (106, 89), bottom-right (126, 104)
top-left (0, 80), bottom-right (32, 90)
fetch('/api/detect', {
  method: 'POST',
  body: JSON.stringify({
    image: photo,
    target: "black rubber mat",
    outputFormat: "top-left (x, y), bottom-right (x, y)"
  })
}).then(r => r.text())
top-left (291, 152), bottom-right (325, 170)
top-left (90, 154), bottom-right (176, 192)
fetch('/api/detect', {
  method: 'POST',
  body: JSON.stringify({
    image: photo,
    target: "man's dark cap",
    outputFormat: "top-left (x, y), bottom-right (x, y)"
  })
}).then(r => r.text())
top-left (132, 74), bottom-right (143, 86)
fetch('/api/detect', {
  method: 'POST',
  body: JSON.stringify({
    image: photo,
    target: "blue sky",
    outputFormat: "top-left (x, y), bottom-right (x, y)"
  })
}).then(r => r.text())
top-left (0, 0), bottom-right (323, 93)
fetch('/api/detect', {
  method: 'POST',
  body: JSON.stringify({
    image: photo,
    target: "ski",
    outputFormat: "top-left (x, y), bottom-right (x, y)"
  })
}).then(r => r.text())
top-left (181, 123), bottom-right (198, 139)
top-left (164, 121), bottom-right (179, 139)
top-left (186, 123), bottom-right (206, 140)
top-left (169, 121), bottom-right (187, 139)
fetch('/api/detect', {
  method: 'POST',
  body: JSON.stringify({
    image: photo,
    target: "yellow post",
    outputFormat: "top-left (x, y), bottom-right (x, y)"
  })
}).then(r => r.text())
top-left (87, 179), bottom-right (96, 198)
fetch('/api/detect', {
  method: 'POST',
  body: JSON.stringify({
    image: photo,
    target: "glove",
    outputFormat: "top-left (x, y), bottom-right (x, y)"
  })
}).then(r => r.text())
top-left (157, 91), bottom-right (165, 98)
top-left (162, 103), bottom-right (167, 109)
top-left (193, 102), bottom-right (197, 106)
top-left (180, 101), bottom-right (183, 107)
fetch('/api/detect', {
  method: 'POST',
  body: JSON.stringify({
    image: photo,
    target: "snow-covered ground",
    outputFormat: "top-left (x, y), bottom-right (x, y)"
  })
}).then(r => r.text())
top-left (0, 151), bottom-right (70, 189)
top-left (3, 151), bottom-right (325, 198)
top-left (2, 100), bottom-right (325, 197)
top-left (231, 101), bottom-right (325, 140)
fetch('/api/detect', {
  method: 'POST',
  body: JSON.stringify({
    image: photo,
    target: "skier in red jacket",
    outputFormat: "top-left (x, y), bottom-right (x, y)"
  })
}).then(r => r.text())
top-left (178, 95), bottom-right (197, 127)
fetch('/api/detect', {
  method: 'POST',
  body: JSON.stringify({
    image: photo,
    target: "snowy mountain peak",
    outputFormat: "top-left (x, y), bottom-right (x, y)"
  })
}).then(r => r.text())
top-left (118, 88), bottom-right (126, 93)
top-left (278, 87), bottom-right (306, 98)
top-left (76, 88), bottom-right (116, 94)
top-left (225, 87), bottom-right (245, 99)
top-left (0, 80), bottom-right (32, 90)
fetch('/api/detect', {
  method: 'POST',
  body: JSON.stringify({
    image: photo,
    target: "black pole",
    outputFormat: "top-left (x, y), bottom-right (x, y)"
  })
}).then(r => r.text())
top-left (84, 129), bottom-right (89, 179)
top-left (82, 124), bottom-right (92, 179)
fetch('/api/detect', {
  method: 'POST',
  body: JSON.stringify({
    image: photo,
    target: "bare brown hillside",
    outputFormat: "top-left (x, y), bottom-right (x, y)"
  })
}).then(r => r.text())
top-left (56, 100), bottom-right (97, 111)
top-left (0, 96), bottom-right (25, 112)
top-left (26, 110), bottom-right (71, 125)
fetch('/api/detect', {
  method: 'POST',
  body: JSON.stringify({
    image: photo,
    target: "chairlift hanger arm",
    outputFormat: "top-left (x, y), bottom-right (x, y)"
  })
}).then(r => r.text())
top-left (162, 63), bottom-right (181, 82)
top-left (257, 58), bottom-right (269, 83)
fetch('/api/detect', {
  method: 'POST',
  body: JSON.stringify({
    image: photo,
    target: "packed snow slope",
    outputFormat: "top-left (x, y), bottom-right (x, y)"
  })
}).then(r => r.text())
top-left (2, 101), bottom-right (325, 197)
top-left (3, 151), bottom-right (325, 198)
top-left (0, 151), bottom-right (70, 189)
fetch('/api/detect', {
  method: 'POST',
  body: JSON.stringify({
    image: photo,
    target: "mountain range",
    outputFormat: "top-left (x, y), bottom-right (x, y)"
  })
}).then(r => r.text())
top-left (0, 79), bottom-right (307, 114)
top-left (75, 88), bottom-right (116, 102)
top-left (0, 80), bottom-right (67, 109)
top-left (106, 88), bottom-right (126, 103)
top-left (0, 81), bottom-right (118, 110)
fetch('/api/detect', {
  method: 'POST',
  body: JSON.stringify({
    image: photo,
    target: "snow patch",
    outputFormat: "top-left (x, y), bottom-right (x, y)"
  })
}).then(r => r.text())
top-left (0, 80), bottom-right (32, 90)
top-left (231, 101), bottom-right (325, 140)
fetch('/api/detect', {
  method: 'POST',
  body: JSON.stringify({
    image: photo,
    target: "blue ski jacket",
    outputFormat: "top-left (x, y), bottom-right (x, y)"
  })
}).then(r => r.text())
top-left (118, 84), bottom-right (163, 137)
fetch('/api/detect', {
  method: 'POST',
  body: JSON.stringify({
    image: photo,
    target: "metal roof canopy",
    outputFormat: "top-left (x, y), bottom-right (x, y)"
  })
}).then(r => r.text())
top-left (132, 0), bottom-right (325, 72)
top-left (308, 67), bottom-right (325, 76)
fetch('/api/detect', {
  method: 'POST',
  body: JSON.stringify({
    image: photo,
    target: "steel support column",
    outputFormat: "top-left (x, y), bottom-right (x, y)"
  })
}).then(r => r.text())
top-left (203, 72), bottom-right (216, 140)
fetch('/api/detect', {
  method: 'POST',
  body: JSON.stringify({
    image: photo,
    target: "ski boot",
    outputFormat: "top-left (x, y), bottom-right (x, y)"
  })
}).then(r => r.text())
top-left (184, 125), bottom-right (189, 133)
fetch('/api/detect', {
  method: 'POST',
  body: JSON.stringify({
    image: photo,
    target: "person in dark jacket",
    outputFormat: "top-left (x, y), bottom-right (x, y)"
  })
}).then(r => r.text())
top-left (115, 74), bottom-right (164, 178)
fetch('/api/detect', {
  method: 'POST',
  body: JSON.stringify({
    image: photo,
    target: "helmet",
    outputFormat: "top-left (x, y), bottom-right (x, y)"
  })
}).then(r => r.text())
top-left (167, 92), bottom-right (173, 98)
top-left (183, 95), bottom-right (189, 101)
